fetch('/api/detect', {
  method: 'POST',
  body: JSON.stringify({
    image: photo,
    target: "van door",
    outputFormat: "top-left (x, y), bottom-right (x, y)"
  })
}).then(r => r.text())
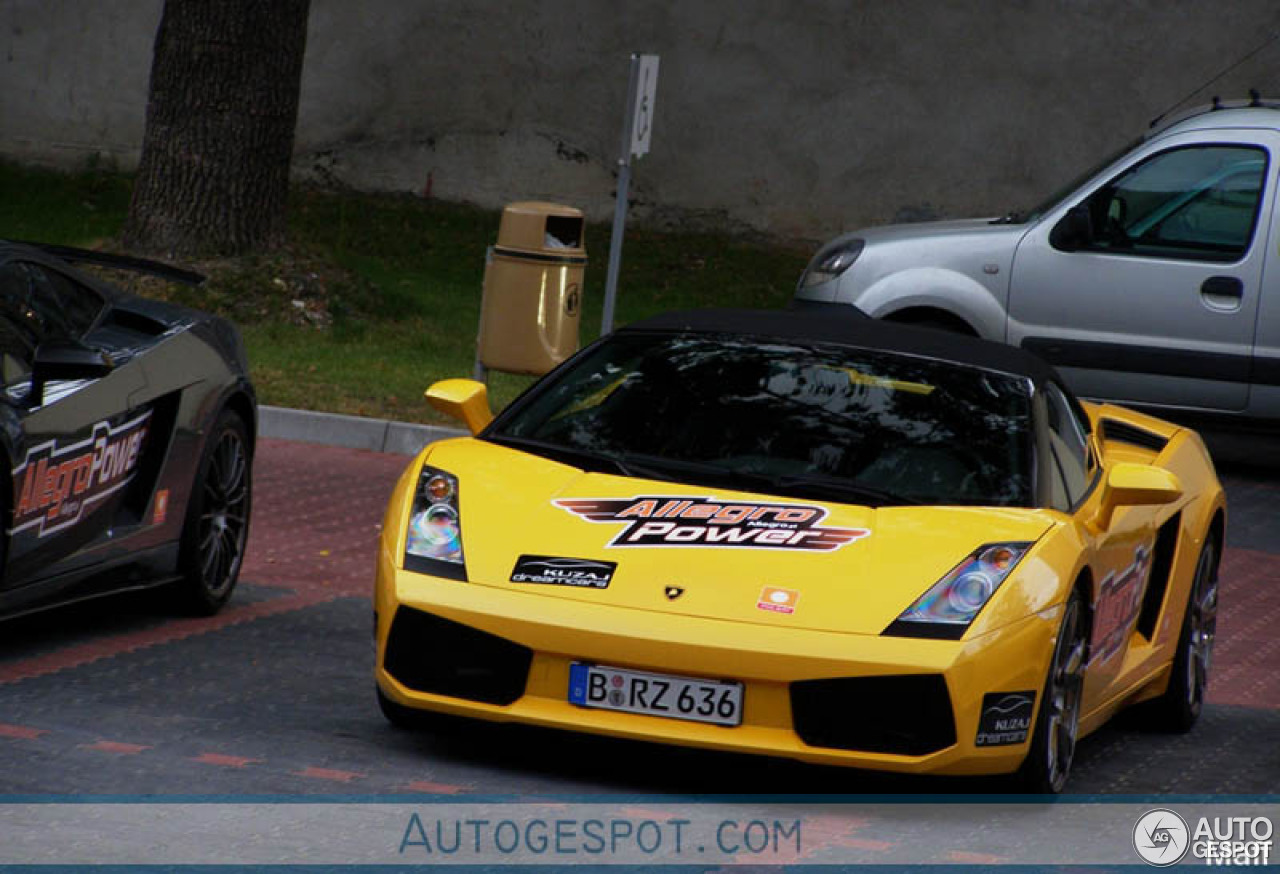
top-left (1007, 130), bottom-right (1276, 412)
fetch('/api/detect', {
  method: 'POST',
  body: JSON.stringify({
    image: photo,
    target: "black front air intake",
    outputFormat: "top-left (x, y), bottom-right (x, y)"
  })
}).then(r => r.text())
top-left (790, 674), bottom-right (957, 755)
top-left (383, 607), bottom-right (532, 706)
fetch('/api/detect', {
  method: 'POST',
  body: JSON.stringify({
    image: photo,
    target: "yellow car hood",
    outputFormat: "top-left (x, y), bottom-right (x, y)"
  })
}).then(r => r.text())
top-left (428, 439), bottom-right (1056, 636)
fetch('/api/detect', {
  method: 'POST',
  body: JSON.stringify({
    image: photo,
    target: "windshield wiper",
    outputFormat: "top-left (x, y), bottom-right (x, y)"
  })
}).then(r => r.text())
top-left (485, 435), bottom-right (635, 477)
top-left (620, 453), bottom-right (918, 507)
top-left (618, 453), bottom-right (732, 477)
top-left (770, 474), bottom-right (919, 507)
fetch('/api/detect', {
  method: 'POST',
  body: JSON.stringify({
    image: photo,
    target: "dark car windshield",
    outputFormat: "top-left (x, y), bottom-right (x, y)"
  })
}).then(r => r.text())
top-left (488, 333), bottom-right (1035, 507)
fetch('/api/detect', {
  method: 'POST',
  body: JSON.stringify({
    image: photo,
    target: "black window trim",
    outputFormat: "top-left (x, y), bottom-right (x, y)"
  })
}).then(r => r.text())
top-left (1066, 141), bottom-right (1270, 266)
top-left (16, 259), bottom-right (110, 339)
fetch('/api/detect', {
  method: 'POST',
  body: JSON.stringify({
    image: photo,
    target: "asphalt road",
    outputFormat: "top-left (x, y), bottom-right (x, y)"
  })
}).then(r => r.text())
top-left (1, 433), bottom-right (1277, 798)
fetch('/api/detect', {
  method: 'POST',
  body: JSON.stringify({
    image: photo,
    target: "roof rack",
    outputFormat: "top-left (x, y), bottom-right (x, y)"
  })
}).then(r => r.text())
top-left (1148, 91), bottom-right (1280, 136)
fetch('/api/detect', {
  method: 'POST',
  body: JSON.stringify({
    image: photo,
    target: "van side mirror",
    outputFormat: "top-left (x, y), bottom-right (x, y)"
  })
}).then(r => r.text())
top-left (425, 379), bottom-right (493, 435)
top-left (1091, 462), bottom-right (1182, 531)
top-left (1049, 204), bottom-right (1094, 252)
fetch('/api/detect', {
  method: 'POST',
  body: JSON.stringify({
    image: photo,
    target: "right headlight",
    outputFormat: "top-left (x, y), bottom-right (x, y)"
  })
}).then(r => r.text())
top-left (404, 464), bottom-right (467, 580)
top-left (799, 237), bottom-right (864, 289)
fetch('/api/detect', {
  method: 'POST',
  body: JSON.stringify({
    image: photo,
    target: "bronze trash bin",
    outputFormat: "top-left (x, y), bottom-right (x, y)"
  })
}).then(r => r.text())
top-left (477, 202), bottom-right (586, 376)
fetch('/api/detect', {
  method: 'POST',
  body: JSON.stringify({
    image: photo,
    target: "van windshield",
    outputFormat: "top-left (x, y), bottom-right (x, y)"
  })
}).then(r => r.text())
top-left (995, 135), bottom-right (1143, 225)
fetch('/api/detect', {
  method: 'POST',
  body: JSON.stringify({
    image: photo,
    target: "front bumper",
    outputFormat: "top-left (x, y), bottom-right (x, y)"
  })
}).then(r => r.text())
top-left (374, 547), bottom-right (1061, 776)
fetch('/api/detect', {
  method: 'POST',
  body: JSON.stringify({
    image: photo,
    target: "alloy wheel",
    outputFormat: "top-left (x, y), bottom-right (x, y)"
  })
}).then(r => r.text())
top-left (198, 428), bottom-right (250, 597)
top-left (1043, 596), bottom-right (1087, 793)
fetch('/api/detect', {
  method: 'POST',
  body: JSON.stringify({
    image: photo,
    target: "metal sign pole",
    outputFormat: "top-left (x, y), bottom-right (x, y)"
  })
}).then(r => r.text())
top-left (601, 53), bottom-right (658, 336)
top-left (601, 56), bottom-right (640, 337)
top-left (473, 245), bottom-right (492, 385)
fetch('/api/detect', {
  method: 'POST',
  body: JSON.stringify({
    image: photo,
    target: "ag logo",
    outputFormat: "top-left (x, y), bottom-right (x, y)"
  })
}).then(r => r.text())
top-left (1133, 809), bottom-right (1190, 866)
top-left (664, 585), bottom-right (684, 601)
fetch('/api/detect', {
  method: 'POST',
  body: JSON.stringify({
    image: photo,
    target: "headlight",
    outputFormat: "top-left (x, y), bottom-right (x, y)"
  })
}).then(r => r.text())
top-left (404, 464), bottom-right (467, 580)
top-left (799, 238), bottom-right (864, 289)
top-left (884, 542), bottom-right (1033, 639)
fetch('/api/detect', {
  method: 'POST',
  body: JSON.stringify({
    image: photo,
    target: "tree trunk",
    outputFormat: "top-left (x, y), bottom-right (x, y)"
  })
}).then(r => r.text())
top-left (122, 0), bottom-right (310, 256)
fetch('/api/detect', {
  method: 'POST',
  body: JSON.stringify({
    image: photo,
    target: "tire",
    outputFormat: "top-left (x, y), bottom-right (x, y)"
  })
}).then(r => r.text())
top-left (377, 685), bottom-right (427, 729)
top-left (1143, 536), bottom-right (1218, 732)
top-left (376, 685), bottom-right (462, 734)
top-left (172, 409), bottom-right (252, 615)
top-left (885, 313), bottom-right (975, 336)
top-left (1018, 589), bottom-right (1088, 793)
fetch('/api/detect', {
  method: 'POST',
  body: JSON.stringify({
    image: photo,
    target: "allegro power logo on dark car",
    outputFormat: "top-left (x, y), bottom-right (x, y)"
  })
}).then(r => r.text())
top-left (11, 410), bottom-right (151, 537)
top-left (554, 496), bottom-right (870, 551)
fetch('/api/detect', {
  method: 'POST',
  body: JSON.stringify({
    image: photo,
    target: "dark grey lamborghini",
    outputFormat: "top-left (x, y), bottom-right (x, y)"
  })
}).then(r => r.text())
top-left (0, 240), bottom-right (255, 619)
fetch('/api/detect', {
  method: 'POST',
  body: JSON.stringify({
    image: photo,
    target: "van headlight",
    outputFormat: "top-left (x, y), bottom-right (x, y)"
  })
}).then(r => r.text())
top-left (799, 238), bottom-right (864, 289)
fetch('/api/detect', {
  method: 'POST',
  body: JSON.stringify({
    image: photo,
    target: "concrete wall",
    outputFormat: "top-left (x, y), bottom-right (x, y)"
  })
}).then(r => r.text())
top-left (4, 1), bottom-right (1280, 240)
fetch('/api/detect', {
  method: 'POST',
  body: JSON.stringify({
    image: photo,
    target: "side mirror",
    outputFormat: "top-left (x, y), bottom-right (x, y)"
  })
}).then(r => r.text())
top-left (1091, 462), bottom-right (1182, 531)
top-left (1049, 204), bottom-right (1094, 252)
top-left (425, 379), bottom-right (493, 435)
top-left (32, 339), bottom-right (113, 399)
top-left (1107, 196), bottom-right (1127, 225)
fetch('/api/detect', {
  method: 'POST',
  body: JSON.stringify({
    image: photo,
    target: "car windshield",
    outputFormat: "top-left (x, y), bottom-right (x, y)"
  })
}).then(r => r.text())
top-left (488, 332), bottom-right (1035, 507)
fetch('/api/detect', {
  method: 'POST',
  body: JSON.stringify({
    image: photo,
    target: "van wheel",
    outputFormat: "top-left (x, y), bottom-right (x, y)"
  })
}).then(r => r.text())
top-left (885, 312), bottom-right (975, 336)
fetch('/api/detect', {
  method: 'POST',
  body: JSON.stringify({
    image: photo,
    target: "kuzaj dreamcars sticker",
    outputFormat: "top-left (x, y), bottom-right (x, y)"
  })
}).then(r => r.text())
top-left (554, 496), bottom-right (870, 550)
top-left (510, 555), bottom-right (618, 588)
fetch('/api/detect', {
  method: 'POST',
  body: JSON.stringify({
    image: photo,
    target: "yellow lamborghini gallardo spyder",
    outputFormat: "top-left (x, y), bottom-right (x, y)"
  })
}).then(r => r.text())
top-left (374, 307), bottom-right (1225, 792)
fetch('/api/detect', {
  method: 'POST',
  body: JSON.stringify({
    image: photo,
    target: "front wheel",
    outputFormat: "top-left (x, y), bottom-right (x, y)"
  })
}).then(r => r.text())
top-left (172, 409), bottom-right (252, 615)
top-left (1018, 590), bottom-right (1088, 793)
top-left (376, 686), bottom-right (464, 735)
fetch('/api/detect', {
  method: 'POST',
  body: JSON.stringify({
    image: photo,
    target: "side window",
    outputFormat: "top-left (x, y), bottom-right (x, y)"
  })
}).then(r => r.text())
top-left (0, 263), bottom-right (42, 389)
top-left (1045, 383), bottom-right (1092, 509)
top-left (22, 262), bottom-right (104, 338)
top-left (1083, 145), bottom-right (1267, 262)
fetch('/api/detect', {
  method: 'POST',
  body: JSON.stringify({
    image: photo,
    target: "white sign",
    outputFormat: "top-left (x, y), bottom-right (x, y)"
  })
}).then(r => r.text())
top-left (629, 54), bottom-right (659, 158)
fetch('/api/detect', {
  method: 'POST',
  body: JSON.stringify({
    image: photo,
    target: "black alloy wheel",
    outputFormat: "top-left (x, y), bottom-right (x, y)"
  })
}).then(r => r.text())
top-left (174, 409), bottom-right (252, 615)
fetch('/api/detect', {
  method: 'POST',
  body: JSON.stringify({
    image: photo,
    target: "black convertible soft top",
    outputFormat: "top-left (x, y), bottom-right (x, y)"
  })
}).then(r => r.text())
top-left (620, 305), bottom-right (1060, 386)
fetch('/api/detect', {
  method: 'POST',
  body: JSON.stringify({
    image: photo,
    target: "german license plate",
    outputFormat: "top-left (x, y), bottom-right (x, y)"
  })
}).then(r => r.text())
top-left (567, 663), bottom-right (743, 727)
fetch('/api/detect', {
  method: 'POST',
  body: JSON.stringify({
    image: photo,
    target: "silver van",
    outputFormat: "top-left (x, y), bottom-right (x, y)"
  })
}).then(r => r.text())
top-left (796, 100), bottom-right (1280, 420)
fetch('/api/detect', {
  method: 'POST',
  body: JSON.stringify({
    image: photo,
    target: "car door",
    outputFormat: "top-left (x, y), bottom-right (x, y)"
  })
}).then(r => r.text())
top-left (2, 259), bottom-right (148, 586)
top-left (1008, 130), bottom-right (1278, 411)
top-left (1039, 385), bottom-right (1162, 708)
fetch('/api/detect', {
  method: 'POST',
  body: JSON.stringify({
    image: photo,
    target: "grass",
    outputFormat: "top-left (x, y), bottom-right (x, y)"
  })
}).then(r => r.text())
top-left (1, 160), bottom-right (810, 423)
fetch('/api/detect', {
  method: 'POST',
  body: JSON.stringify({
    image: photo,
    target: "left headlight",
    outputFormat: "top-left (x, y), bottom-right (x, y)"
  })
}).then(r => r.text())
top-left (404, 464), bottom-right (467, 580)
top-left (798, 237), bottom-right (864, 289)
top-left (884, 542), bottom-right (1033, 639)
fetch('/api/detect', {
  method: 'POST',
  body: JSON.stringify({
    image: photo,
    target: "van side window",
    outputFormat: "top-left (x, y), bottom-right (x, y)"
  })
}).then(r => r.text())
top-left (1078, 145), bottom-right (1267, 262)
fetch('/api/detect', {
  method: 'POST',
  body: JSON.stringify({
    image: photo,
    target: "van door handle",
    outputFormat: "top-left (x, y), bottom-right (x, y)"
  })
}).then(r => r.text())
top-left (1201, 276), bottom-right (1244, 299)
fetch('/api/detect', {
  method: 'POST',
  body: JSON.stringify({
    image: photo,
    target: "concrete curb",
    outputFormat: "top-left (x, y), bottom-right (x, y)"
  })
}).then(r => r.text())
top-left (258, 405), bottom-right (466, 455)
